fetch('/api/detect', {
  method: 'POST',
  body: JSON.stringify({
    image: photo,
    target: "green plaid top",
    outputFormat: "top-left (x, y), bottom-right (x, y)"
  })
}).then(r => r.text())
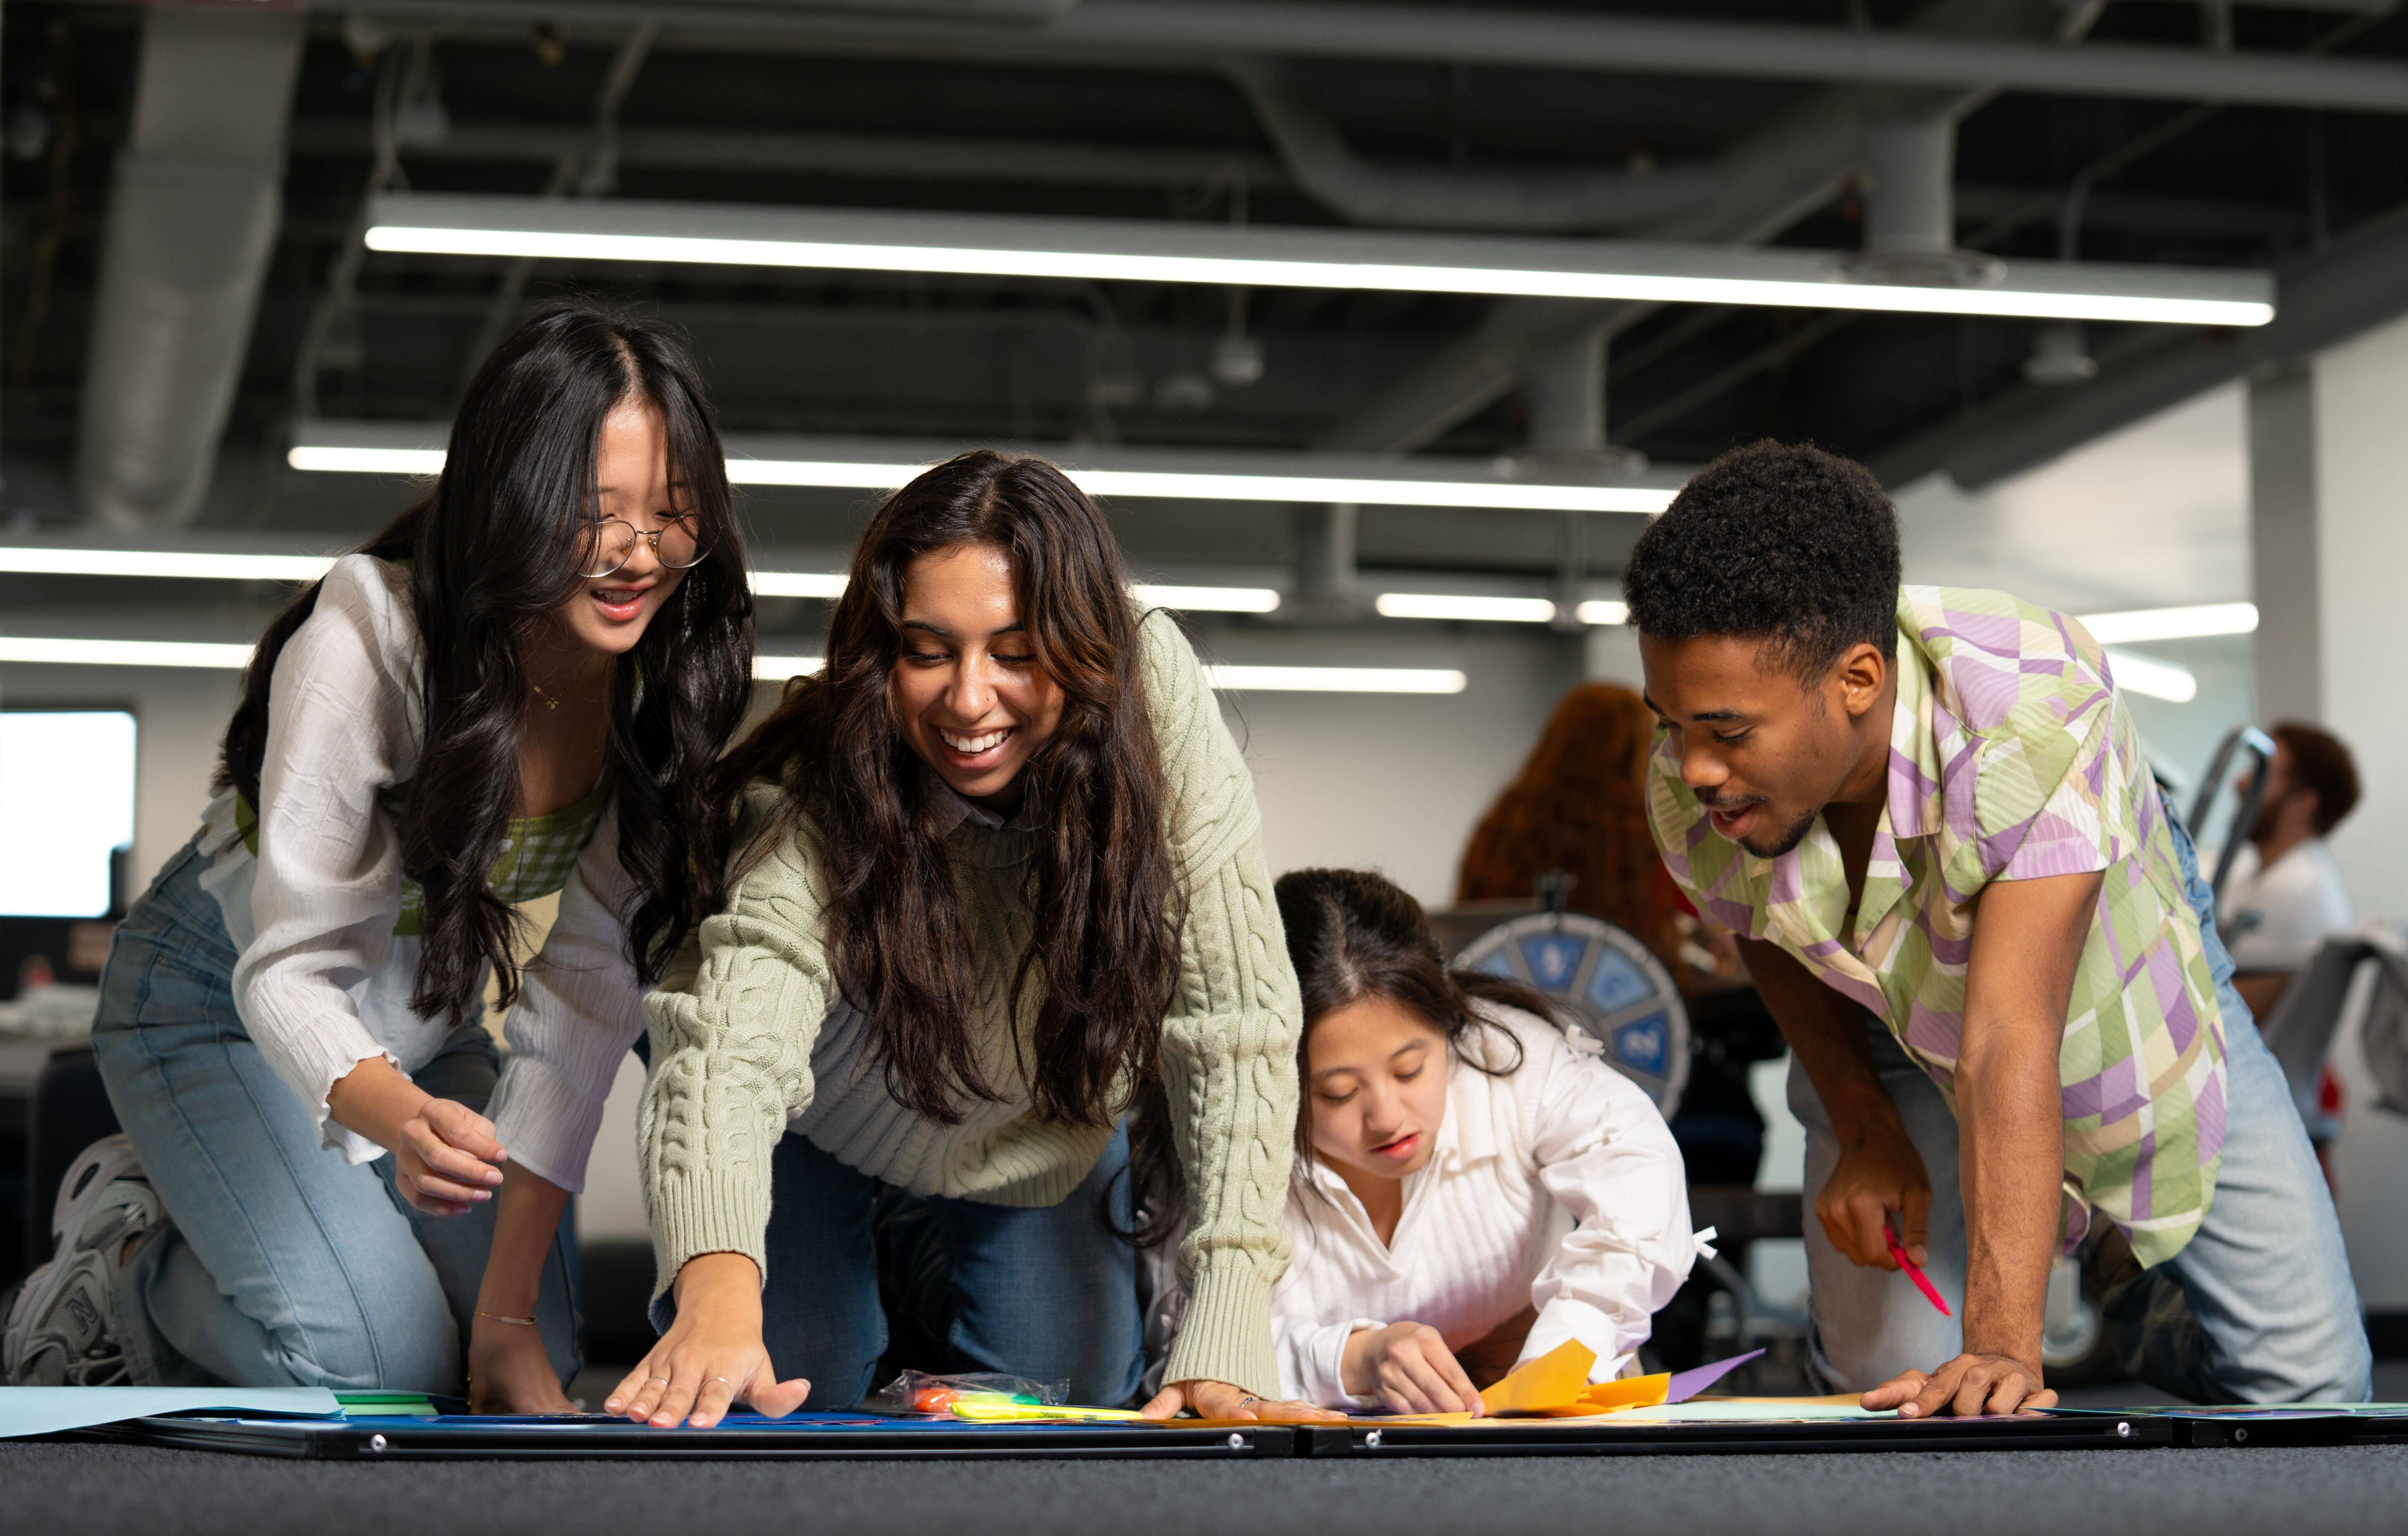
top-left (1648, 586), bottom-right (2227, 1266)
top-left (237, 777), bottom-right (610, 938)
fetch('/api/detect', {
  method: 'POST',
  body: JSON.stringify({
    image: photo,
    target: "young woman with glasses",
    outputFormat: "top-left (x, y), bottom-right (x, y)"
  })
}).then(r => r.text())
top-left (2, 302), bottom-right (754, 1411)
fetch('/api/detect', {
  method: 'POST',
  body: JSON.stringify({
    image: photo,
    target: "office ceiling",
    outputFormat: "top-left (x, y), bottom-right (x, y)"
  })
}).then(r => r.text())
top-left (7, 0), bottom-right (2408, 647)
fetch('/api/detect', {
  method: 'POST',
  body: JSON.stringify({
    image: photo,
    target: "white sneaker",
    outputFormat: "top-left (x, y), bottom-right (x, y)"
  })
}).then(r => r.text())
top-left (3, 1135), bottom-right (164, 1386)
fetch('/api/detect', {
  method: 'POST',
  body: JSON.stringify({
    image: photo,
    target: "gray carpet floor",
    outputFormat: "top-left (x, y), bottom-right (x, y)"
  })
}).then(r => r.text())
top-left (4, 1438), bottom-right (2406, 1536)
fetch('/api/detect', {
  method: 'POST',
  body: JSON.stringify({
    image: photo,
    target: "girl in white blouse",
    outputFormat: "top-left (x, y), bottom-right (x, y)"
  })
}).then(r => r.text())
top-left (1266, 868), bottom-right (1708, 1414)
top-left (2, 302), bottom-right (754, 1408)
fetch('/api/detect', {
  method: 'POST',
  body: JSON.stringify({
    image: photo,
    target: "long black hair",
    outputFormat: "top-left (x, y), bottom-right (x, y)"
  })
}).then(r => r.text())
top-left (219, 300), bottom-right (755, 1026)
top-left (712, 450), bottom-right (1182, 1128)
top-left (1128, 866), bottom-right (1560, 1246)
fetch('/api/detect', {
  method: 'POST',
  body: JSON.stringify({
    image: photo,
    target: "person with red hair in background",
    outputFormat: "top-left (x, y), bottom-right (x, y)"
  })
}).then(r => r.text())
top-left (1457, 682), bottom-right (1779, 1191)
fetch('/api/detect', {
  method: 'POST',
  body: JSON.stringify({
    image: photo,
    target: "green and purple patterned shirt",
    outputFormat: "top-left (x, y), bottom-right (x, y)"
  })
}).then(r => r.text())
top-left (1647, 585), bottom-right (2227, 1266)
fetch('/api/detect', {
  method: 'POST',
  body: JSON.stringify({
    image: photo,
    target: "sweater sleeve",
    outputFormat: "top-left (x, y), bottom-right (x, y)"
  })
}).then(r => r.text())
top-left (233, 556), bottom-right (416, 1161)
top-left (1514, 1030), bottom-right (1703, 1381)
top-left (638, 794), bottom-right (833, 1301)
top-left (488, 802), bottom-right (647, 1193)
top-left (1141, 609), bottom-right (1305, 1400)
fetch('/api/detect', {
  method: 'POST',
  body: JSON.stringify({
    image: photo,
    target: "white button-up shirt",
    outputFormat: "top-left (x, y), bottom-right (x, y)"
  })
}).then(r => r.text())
top-left (1268, 1004), bottom-right (1709, 1407)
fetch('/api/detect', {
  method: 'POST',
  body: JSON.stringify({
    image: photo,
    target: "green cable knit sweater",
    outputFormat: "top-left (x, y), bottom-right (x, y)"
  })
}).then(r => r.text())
top-left (639, 608), bottom-right (1303, 1397)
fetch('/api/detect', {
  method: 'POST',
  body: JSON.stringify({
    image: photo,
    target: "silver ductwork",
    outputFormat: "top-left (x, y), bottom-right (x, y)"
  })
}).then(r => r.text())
top-left (76, 8), bottom-right (305, 528)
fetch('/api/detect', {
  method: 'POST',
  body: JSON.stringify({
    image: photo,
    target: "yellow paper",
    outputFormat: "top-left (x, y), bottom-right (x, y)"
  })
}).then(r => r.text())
top-left (1478, 1339), bottom-right (1597, 1414)
top-left (1578, 1372), bottom-right (1671, 1412)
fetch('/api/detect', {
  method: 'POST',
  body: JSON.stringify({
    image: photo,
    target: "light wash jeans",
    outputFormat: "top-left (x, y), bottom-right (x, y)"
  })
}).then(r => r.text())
top-left (1790, 806), bottom-right (2371, 1403)
top-left (87, 834), bottom-right (581, 1393)
top-left (653, 1126), bottom-right (1144, 1409)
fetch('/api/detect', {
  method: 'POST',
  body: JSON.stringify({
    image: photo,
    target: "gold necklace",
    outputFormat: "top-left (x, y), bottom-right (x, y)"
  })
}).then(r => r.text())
top-left (529, 678), bottom-right (560, 711)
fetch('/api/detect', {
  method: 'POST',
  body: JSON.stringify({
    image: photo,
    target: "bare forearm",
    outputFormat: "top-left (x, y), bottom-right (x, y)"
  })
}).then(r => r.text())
top-left (476, 1165), bottom-right (571, 1317)
top-left (324, 1055), bottom-right (430, 1153)
top-left (1954, 1034), bottom-right (2064, 1362)
top-left (1737, 936), bottom-right (1900, 1138)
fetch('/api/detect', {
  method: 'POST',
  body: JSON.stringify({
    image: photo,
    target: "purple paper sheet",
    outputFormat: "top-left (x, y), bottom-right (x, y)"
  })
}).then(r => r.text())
top-left (1664, 1348), bottom-right (1765, 1404)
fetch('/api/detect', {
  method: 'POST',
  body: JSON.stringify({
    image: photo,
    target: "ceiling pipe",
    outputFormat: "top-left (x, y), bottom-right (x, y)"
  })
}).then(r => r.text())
top-left (205, 0), bottom-right (2408, 115)
top-left (1314, 0), bottom-right (2092, 454)
top-left (1224, 59), bottom-right (1719, 234)
top-left (76, 7), bottom-right (305, 528)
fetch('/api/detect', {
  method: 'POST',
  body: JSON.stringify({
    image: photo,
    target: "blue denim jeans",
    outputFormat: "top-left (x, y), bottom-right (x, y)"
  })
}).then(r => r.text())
top-left (87, 834), bottom-right (581, 1392)
top-left (1791, 804), bottom-right (2371, 1403)
top-left (694, 1126), bottom-right (1144, 1410)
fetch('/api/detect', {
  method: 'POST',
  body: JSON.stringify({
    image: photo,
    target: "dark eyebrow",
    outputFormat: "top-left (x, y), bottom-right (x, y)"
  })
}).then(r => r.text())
top-left (900, 619), bottom-right (951, 638)
top-left (1642, 692), bottom-right (1744, 725)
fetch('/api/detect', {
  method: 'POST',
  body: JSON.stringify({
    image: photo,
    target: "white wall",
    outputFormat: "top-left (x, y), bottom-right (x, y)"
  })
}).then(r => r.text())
top-left (1206, 628), bottom-right (1585, 910)
top-left (0, 663), bottom-right (242, 899)
top-left (1888, 384), bottom-right (2256, 786)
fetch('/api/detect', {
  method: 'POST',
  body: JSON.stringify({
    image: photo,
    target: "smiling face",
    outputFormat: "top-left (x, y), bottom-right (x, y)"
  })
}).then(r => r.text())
top-left (547, 399), bottom-right (690, 657)
top-left (1639, 632), bottom-right (1892, 859)
top-left (1305, 992), bottom-right (1453, 1189)
top-left (888, 542), bottom-right (1068, 811)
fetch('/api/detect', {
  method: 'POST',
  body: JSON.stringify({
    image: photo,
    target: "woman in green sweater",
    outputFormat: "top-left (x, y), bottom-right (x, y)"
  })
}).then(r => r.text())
top-left (609, 451), bottom-right (1323, 1427)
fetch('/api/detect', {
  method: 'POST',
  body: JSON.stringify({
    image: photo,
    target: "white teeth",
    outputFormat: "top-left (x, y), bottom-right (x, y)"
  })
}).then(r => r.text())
top-left (939, 727), bottom-right (1010, 756)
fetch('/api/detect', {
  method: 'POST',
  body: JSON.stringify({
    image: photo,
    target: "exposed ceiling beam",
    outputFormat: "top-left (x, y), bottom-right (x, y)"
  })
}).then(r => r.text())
top-left (226, 0), bottom-right (2408, 114)
top-left (1870, 197), bottom-right (2408, 490)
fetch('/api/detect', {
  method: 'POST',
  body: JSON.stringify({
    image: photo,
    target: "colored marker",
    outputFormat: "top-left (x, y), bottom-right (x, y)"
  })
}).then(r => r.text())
top-left (1885, 1226), bottom-right (1952, 1317)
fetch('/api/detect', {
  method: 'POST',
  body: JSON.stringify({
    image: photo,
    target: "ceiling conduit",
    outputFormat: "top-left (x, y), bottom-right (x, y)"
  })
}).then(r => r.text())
top-left (1225, 59), bottom-right (1718, 234)
top-left (76, 7), bottom-right (306, 528)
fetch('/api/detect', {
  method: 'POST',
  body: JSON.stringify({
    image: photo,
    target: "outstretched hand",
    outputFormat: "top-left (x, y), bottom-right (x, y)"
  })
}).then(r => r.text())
top-left (606, 1253), bottom-right (812, 1429)
top-left (1139, 1379), bottom-right (1342, 1422)
top-left (1863, 1353), bottom-right (2055, 1418)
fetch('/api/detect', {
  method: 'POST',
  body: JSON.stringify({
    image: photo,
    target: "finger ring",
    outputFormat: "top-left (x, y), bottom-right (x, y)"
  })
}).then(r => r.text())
top-left (645, 1375), bottom-right (670, 1387)
top-left (1239, 1395), bottom-right (1259, 1408)
top-left (707, 1377), bottom-right (732, 1389)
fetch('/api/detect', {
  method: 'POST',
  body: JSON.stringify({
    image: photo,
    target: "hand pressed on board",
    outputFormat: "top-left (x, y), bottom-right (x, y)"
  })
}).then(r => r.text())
top-left (1139, 1379), bottom-right (1342, 1422)
top-left (466, 1315), bottom-right (576, 1415)
top-left (1340, 1321), bottom-right (1485, 1415)
top-left (607, 1253), bottom-right (812, 1429)
top-left (1863, 1352), bottom-right (2056, 1418)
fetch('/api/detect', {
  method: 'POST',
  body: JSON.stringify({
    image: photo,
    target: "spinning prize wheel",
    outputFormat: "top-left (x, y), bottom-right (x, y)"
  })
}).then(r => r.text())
top-left (1455, 911), bottom-right (1690, 1117)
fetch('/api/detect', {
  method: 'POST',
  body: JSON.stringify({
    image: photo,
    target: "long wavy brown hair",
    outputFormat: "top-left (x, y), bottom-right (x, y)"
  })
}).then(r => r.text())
top-left (714, 450), bottom-right (1182, 1127)
top-left (1457, 681), bottom-right (1679, 971)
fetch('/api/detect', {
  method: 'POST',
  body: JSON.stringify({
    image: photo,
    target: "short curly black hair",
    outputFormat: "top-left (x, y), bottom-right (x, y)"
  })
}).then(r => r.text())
top-left (1622, 440), bottom-right (1900, 683)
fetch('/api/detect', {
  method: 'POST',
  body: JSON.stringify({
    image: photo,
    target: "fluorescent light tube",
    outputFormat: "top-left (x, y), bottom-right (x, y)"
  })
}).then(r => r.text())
top-left (1376, 593), bottom-right (1557, 623)
top-left (0, 637), bottom-right (256, 669)
top-left (2102, 648), bottom-right (2198, 704)
top-left (758, 654), bottom-right (1464, 693)
top-left (1205, 665), bottom-right (1468, 694)
top-left (0, 548), bottom-right (337, 581)
top-left (362, 194), bottom-right (2275, 328)
top-left (286, 445), bottom-right (446, 475)
top-left (288, 442), bottom-right (1674, 516)
top-left (752, 571), bottom-right (850, 599)
top-left (1133, 584), bottom-right (1281, 613)
top-left (2076, 601), bottom-right (2258, 645)
top-left (1577, 599), bottom-right (1630, 625)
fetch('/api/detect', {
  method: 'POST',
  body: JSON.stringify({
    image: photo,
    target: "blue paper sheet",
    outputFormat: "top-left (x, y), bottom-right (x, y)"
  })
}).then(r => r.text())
top-left (0, 1386), bottom-right (343, 1438)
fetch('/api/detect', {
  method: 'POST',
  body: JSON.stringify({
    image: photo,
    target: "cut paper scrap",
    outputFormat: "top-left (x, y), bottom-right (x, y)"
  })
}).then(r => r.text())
top-left (0, 1386), bottom-right (342, 1439)
top-left (1478, 1339), bottom-right (1598, 1414)
top-left (1664, 1347), bottom-right (1765, 1403)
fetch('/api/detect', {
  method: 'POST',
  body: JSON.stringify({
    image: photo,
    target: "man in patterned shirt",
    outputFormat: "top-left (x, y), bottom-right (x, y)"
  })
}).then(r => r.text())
top-left (1628, 442), bottom-right (2366, 1416)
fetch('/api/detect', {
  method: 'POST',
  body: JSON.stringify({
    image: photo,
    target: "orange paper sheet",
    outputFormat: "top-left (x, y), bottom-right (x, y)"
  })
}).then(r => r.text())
top-left (1477, 1339), bottom-right (1597, 1414)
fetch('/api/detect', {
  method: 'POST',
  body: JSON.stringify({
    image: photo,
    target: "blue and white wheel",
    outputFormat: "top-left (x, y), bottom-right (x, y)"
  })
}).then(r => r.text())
top-left (1455, 911), bottom-right (1690, 1117)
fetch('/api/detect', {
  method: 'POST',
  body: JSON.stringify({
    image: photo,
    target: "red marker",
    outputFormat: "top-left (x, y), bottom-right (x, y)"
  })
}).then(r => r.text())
top-left (1885, 1225), bottom-right (1952, 1317)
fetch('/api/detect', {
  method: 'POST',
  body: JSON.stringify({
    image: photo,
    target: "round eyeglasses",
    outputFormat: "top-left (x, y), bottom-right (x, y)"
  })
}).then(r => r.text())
top-left (580, 515), bottom-right (705, 580)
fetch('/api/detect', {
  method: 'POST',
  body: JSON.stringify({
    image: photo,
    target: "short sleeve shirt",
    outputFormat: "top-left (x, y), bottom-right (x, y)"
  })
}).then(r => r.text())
top-left (1646, 586), bottom-right (2228, 1266)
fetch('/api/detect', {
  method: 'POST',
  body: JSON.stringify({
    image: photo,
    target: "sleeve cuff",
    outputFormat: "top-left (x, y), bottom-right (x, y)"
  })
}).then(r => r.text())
top-left (488, 1054), bottom-right (614, 1194)
top-left (1307, 1319), bottom-right (1383, 1409)
top-left (309, 1044), bottom-right (403, 1165)
top-left (1162, 1258), bottom-right (1282, 1400)
top-left (646, 1161), bottom-right (773, 1308)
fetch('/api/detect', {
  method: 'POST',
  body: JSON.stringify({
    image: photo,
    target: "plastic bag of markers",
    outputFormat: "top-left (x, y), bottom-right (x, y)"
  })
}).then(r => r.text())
top-left (865, 1369), bottom-right (1070, 1418)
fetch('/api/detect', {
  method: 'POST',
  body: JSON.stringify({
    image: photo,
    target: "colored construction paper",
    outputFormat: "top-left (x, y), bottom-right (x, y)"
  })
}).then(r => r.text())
top-left (0, 1386), bottom-right (342, 1438)
top-left (1664, 1348), bottom-right (1765, 1403)
top-left (1479, 1339), bottom-right (1597, 1414)
top-left (1579, 1372), bottom-right (1672, 1412)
